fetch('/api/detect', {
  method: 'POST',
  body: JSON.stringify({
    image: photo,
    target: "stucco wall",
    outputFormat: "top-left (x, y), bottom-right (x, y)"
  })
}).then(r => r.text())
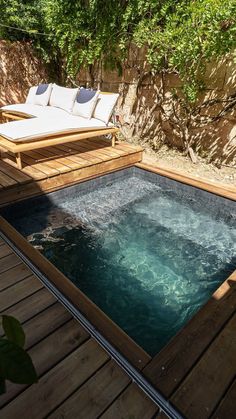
top-left (0, 40), bottom-right (235, 166)
top-left (77, 47), bottom-right (236, 167)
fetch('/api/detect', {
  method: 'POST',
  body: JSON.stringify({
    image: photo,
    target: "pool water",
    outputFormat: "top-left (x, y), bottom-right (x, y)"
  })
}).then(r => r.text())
top-left (6, 171), bottom-right (236, 356)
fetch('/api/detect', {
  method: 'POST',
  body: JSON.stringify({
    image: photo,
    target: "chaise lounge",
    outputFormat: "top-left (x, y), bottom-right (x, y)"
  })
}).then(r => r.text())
top-left (0, 83), bottom-right (119, 169)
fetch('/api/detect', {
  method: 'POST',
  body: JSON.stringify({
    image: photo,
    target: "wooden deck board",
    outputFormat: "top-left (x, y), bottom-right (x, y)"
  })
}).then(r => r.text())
top-left (0, 243), bottom-right (14, 258)
top-left (0, 138), bottom-right (142, 206)
top-left (211, 378), bottom-right (236, 419)
top-left (0, 170), bottom-right (18, 188)
top-left (143, 272), bottom-right (236, 398)
top-left (171, 312), bottom-right (236, 418)
top-left (0, 319), bottom-right (89, 408)
top-left (101, 383), bottom-right (159, 419)
top-left (0, 252), bottom-right (21, 274)
top-left (21, 152), bottom-right (60, 176)
top-left (53, 145), bottom-right (94, 166)
top-left (0, 262), bottom-right (32, 291)
top-left (3, 153), bottom-right (49, 180)
top-left (0, 289), bottom-right (57, 340)
top-left (0, 274), bottom-right (43, 312)
top-left (25, 149), bottom-right (70, 174)
top-left (23, 302), bottom-right (72, 349)
top-left (64, 142), bottom-right (104, 163)
top-left (44, 146), bottom-right (84, 169)
top-left (48, 360), bottom-right (130, 419)
top-left (0, 160), bottom-right (31, 184)
top-left (0, 239), bottom-right (158, 418)
top-left (1, 339), bottom-right (110, 419)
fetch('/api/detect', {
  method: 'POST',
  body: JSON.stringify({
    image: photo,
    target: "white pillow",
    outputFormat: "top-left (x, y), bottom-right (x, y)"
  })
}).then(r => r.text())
top-left (49, 84), bottom-right (78, 113)
top-left (93, 93), bottom-right (119, 124)
top-left (34, 83), bottom-right (52, 106)
top-left (25, 86), bottom-right (37, 104)
top-left (25, 84), bottom-right (52, 106)
top-left (72, 88), bottom-right (100, 119)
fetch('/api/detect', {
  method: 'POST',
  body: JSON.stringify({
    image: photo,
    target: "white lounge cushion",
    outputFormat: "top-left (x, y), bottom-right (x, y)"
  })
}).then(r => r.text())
top-left (73, 88), bottom-right (100, 119)
top-left (26, 84), bottom-right (52, 106)
top-left (25, 86), bottom-right (37, 104)
top-left (49, 84), bottom-right (78, 113)
top-left (93, 92), bottom-right (119, 124)
top-left (1, 104), bottom-right (72, 119)
top-left (0, 115), bottom-right (111, 142)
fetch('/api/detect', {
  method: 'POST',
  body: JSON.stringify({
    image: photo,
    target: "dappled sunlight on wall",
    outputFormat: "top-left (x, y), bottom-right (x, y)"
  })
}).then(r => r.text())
top-left (0, 40), bottom-right (48, 106)
top-left (77, 45), bottom-right (236, 166)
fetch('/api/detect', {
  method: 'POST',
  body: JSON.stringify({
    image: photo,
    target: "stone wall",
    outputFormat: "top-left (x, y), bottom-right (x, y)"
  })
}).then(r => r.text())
top-left (0, 40), bottom-right (48, 106)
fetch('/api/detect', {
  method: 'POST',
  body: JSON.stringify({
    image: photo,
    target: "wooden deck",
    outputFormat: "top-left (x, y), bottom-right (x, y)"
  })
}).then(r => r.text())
top-left (144, 268), bottom-right (236, 419)
top-left (0, 148), bottom-right (236, 418)
top-left (0, 137), bottom-right (142, 206)
top-left (0, 238), bottom-right (158, 419)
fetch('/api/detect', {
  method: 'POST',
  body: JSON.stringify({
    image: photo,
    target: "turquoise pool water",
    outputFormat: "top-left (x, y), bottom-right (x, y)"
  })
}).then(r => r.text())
top-left (6, 171), bottom-right (236, 356)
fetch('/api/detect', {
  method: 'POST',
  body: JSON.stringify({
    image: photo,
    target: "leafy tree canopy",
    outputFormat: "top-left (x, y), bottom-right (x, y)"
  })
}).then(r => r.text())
top-left (0, 0), bottom-right (235, 101)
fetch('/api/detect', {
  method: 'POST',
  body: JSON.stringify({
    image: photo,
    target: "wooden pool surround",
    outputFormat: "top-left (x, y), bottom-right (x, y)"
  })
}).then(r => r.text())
top-left (0, 234), bottom-right (158, 418)
top-left (0, 155), bottom-right (235, 418)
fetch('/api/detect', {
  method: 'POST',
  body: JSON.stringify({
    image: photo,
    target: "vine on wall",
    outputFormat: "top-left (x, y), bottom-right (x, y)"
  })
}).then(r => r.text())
top-left (0, 0), bottom-right (236, 163)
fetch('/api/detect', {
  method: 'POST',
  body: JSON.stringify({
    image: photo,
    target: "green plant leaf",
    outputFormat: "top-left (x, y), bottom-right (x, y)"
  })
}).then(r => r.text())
top-left (2, 315), bottom-right (25, 348)
top-left (0, 338), bottom-right (37, 385)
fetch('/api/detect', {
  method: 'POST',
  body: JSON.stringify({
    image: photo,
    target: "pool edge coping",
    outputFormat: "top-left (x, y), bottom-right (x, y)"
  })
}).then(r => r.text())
top-left (135, 162), bottom-right (236, 408)
top-left (136, 162), bottom-right (236, 201)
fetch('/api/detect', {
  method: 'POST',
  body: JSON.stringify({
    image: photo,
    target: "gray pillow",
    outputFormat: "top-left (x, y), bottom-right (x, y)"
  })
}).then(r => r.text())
top-left (36, 84), bottom-right (50, 95)
top-left (73, 88), bottom-right (100, 119)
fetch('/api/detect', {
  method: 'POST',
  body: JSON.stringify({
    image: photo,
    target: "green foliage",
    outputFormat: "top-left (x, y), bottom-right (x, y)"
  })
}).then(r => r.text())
top-left (0, 0), bottom-right (57, 63)
top-left (134, 0), bottom-right (236, 101)
top-left (0, 315), bottom-right (37, 393)
top-left (0, 0), bottom-right (235, 100)
top-left (0, 0), bottom-right (43, 40)
top-left (2, 315), bottom-right (25, 348)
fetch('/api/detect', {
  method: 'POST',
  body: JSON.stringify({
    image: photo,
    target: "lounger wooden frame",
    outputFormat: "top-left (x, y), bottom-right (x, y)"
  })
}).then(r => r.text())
top-left (0, 107), bottom-right (119, 170)
top-left (0, 90), bottom-right (120, 169)
top-left (0, 126), bottom-right (118, 170)
top-left (0, 111), bottom-right (30, 122)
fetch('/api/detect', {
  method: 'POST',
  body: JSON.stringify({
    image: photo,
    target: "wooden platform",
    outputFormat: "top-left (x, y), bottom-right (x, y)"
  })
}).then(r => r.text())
top-left (0, 153), bottom-right (236, 418)
top-left (0, 238), bottom-right (158, 419)
top-left (0, 137), bottom-right (142, 207)
top-left (143, 268), bottom-right (236, 419)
